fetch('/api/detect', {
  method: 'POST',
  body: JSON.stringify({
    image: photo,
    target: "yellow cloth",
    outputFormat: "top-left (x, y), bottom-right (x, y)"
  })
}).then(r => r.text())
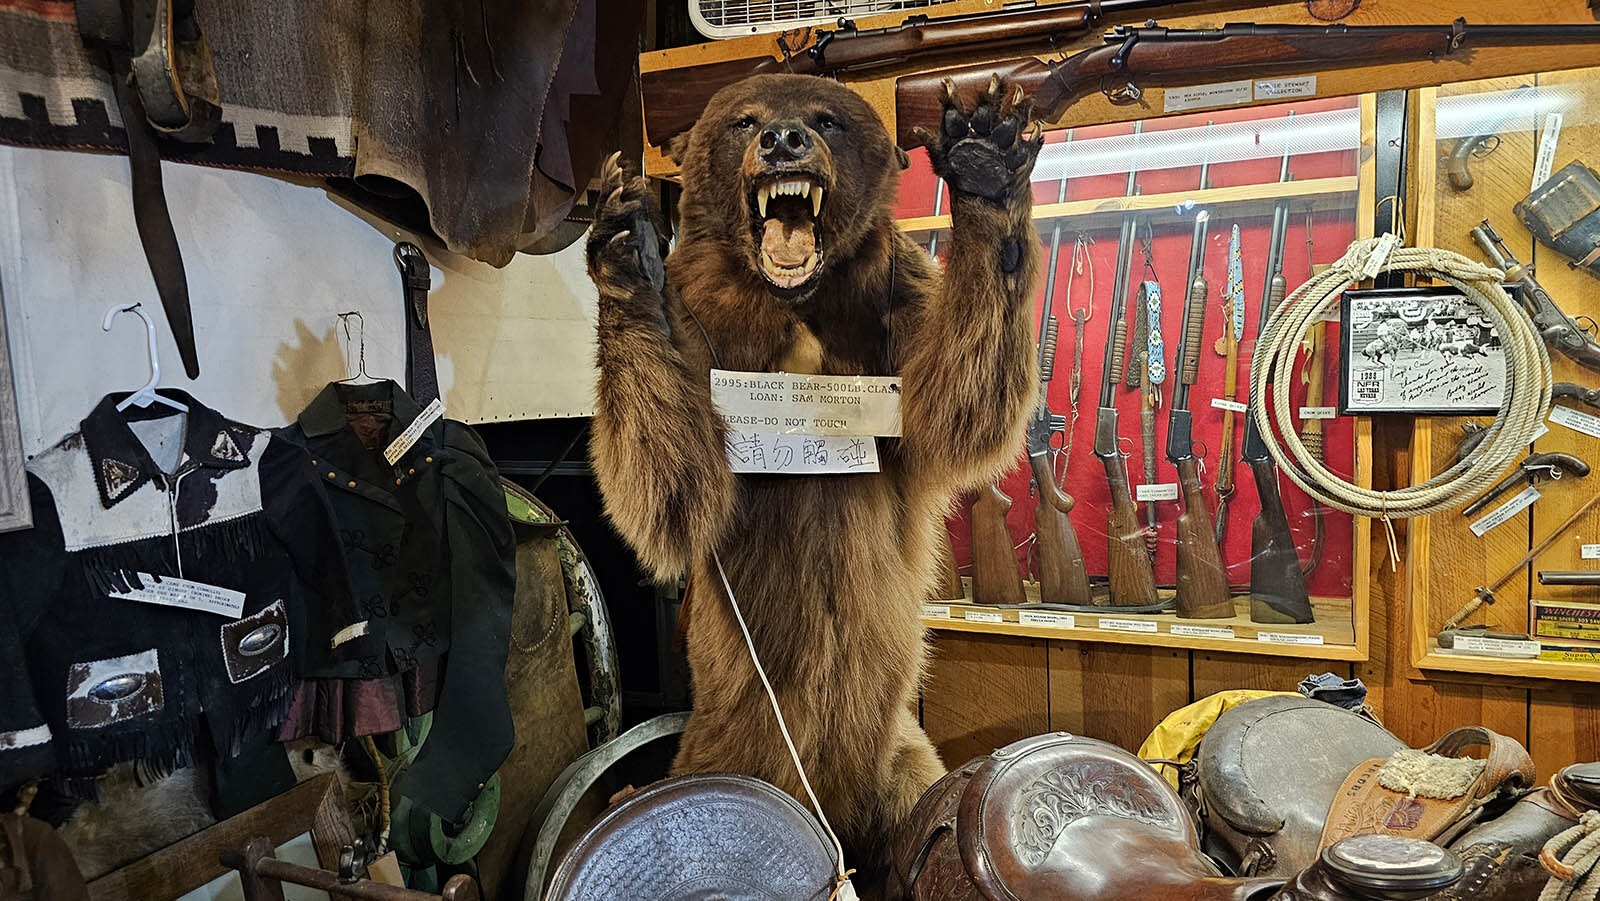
top-left (1138, 690), bottom-right (1296, 789)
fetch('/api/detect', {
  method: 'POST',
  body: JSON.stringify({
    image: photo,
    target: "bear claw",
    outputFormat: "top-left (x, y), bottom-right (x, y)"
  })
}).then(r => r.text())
top-left (924, 75), bottom-right (1042, 205)
top-left (588, 154), bottom-right (668, 301)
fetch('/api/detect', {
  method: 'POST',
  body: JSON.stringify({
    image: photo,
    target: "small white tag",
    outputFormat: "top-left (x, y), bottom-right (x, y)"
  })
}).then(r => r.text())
top-left (725, 431), bottom-right (879, 474)
top-left (1019, 610), bottom-right (1076, 628)
top-left (383, 397), bottom-right (444, 465)
top-left (1135, 482), bottom-right (1179, 502)
top-left (711, 369), bottom-right (902, 437)
top-left (963, 609), bottom-right (1004, 624)
top-left (1531, 421), bottom-right (1551, 442)
top-left (1211, 397), bottom-right (1248, 413)
top-left (1582, 544), bottom-right (1600, 560)
top-left (1469, 485), bottom-right (1541, 537)
top-left (1299, 406), bottom-right (1337, 420)
top-left (1319, 305), bottom-right (1342, 323)
top-left (1533, 112), bottom-right (1564, 192)
top-left (1257, 631), bottom-right (1325, 646)
top-left (921, 604), bottom-right (952, 620)
top-left (109, 574), bottom-right (247, 618)
top-left (1551, 404), bottom-right (1600, 439)
top-left (1450, 634), bottom-right (1542, 658)
top-left (1163, 79), bottom-right (1252, 113)
top-left (1360, 233), bottom-right (1401, 281)
top-left (1100, 617), bottom-right (1159, 634)
top-left (1254, 75), bottom-right (1317, 101)
top-left (1171, 623), bottom-right (1235, 639)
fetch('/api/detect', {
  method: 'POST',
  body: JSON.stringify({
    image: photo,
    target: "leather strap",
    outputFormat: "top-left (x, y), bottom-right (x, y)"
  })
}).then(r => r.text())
top-left (1319, 727), bottom-right (1533, 850)
top-left (395, 242), bottom-right (439, 406)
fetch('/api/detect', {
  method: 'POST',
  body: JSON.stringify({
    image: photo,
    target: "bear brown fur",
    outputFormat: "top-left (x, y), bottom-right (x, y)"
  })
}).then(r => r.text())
top-left (586, 73), bottom-right (1042, 888)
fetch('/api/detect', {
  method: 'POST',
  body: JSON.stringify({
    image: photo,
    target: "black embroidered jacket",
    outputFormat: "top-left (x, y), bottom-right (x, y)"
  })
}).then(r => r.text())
top-left (0, 392), bottom-right (368, 788)
top-left (277, 381), bottom-right (515, 822)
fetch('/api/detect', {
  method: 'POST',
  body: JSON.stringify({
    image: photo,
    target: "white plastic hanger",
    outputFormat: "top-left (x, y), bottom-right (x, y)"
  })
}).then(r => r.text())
top-left (103, 302), bottom-right (189, 413)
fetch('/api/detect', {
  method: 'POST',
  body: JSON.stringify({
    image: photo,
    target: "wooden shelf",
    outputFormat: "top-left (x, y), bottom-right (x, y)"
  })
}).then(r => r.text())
top-left (925, 582), bottom-right (1362, 661)
top-left (1417, 645), bottom-right (1600, 685)
top-left (897, 175), bottom-right (1359, 235)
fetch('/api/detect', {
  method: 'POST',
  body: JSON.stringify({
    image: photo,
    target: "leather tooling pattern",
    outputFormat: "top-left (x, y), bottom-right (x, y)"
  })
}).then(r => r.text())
top-left (1011, 762), bottom-right (1176, 866)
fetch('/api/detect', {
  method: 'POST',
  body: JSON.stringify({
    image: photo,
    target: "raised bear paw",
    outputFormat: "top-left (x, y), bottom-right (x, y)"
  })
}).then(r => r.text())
top-left (914, 75), bottom-right (1043, 205)
top-left (587, 152), bottom-right (669, 303)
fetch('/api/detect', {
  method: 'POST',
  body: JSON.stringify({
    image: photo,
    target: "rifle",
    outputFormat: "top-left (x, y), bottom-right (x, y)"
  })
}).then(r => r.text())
top-left (1212, 224), bottom-right (1246, 545)
top-left (641, 0), bottom-right (1267, 148)
top-left (894, 20), bottom-right (1600, 149)
top-left (1093, 134), bottom-right (1161, 609)
top-left (1241, 173), bottom-right (1314, 625)
top-left (1028, 158), bottom-right (1094, 607)
top-left (1472, 218), bottom-right (1600, 374)
top-left (969, 483), bottom-right (1026, 606)
top-left (1539, 571), bottom-right (1600, 587)
top-left (1297, 209), bottom-right (1327, 579)
top-left (1169, 210), bottom-right (1234, 620)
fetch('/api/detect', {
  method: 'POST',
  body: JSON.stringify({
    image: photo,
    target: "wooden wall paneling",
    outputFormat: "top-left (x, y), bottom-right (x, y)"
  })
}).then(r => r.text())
top-left (1191, 652), bottom-right (1341, 698)
top-left (1047, 642), bottom-right (1188, 752)
top-left (921, 632), bottom-right (1049, 764)
top-left (1530, 688), bottom-right (1600, 783)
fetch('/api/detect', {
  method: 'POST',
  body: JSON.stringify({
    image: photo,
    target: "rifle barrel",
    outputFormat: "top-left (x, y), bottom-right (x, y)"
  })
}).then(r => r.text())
top-left (1098, 125), bottom-right (1143, 411)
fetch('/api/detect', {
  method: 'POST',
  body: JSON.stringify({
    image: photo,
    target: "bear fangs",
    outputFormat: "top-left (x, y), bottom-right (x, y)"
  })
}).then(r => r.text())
top-left (755, 179), bottom-right (824, 219)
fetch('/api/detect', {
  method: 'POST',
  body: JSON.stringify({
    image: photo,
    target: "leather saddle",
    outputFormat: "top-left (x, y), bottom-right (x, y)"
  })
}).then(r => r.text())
top-left (1434, 761), bottom-right (1600, 900)
top-left (891, 731), bottom-right (1463, 900)
top-left (542, 772), bottom-right (838, 901)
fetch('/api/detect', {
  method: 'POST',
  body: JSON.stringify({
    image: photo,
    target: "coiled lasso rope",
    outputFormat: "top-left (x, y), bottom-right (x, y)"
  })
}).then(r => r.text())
top-left (1248, 239), bottom-right (1552, 559)
top-left (1541, 809), bottom-right (1600, 900)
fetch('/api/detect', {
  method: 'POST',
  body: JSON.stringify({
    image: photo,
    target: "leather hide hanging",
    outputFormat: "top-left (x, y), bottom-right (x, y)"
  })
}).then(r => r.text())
top-left (0, 0), bottom-right (646, 264)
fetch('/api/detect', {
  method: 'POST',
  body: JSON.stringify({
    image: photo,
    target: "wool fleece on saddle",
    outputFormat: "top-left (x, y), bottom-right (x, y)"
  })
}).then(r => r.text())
top-left (586, 72), bottom-right (1042, 890)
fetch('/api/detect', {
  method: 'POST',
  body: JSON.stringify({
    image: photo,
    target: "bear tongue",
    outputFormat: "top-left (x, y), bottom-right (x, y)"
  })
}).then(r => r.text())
top-left (762, 216), bottom-right (816, 268)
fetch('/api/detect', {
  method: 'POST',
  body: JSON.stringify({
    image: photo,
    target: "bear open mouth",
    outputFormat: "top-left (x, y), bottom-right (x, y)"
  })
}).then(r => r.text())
top-left (750, 174), bottom-right (826, 291)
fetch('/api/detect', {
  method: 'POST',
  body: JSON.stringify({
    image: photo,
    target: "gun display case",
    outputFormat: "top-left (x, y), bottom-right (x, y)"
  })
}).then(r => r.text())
top-left (897, 96), bottom-right (1375, 660)
top-left (1409, 66), bottom-right (1600, 684)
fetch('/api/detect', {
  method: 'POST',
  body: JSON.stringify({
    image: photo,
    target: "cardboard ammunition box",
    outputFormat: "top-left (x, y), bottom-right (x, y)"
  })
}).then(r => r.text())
top-left (1532, 600), bottom-right (1600, 642)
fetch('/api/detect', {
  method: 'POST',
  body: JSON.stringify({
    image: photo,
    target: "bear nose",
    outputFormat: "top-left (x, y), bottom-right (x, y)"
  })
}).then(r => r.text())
top-left (758, 122), bottom-right (812, 161)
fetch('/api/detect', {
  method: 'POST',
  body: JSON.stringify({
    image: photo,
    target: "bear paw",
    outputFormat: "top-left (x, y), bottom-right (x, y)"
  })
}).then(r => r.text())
top-left (915, 75), bottom-right (1042, 205)
top-left (587, 152), bottom-right (669, 303)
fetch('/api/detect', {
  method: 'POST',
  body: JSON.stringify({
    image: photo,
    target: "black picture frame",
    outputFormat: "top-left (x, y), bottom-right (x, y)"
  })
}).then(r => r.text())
top-left (1338, 285), bottom-right (1513, 416)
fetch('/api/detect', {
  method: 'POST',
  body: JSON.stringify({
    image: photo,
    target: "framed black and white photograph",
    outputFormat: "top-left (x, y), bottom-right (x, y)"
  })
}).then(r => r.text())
top-left (1338, 286), bottom-right (1509, 416)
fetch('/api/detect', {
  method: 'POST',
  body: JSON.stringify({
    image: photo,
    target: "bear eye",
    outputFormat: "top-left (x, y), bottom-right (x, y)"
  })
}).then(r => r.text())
top-left (816, 113), bottom-right (843, 132)
top-left (731, 115), bottom-right (757, 131)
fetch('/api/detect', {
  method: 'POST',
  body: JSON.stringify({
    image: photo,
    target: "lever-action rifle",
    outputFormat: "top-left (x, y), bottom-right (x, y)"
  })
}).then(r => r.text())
top-left (1241, 171), bottom-right (1314, 625)
top-left (1094, 139), bottom-right (1161, 609)
top-left (895, 20), bottom-right (1600, 149)
top-left (1472, 218), bottom-right (1600, 374)
top-left (641, 0), bottom-right (1268, 148)
top-left (1028, 166), bottom-right (1094, 607)
top-left (1169, 210), bottom-right (1234, 620)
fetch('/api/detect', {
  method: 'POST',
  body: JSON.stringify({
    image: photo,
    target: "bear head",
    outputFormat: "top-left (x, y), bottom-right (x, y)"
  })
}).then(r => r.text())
top-left (672, 74), bottom-right (910, 303)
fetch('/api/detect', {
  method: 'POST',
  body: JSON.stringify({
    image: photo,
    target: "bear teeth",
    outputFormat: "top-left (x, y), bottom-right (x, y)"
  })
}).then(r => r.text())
top-left (754, 180), bottom-right (825, 220)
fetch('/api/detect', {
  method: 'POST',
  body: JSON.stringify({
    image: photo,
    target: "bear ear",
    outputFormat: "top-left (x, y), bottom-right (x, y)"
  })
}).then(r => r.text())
top-left (894, 146), bottom-right (911, 171)
top-left (665, 132), bottom-right (692, 167)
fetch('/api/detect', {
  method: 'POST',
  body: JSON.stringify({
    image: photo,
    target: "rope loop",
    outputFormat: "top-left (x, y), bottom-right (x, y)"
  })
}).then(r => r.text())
top-left (1247, 239), bottom-right (1552, 548)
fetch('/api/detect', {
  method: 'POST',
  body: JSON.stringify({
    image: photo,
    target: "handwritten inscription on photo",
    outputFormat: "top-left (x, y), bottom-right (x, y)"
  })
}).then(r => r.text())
top-left (1340, 287), bottom-right (1506, 415)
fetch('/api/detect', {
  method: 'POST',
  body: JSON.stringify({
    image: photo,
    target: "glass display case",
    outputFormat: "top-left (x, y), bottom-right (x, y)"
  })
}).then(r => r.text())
top-left (895, 94), bottom-right (1376, 659)
top-left (1409, 67), bottom-right (1600, 683)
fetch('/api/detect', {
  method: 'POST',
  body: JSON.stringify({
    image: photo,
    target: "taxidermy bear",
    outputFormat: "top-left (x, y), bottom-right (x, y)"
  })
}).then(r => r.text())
top-left (587, 73), bottom-right (1042, 885)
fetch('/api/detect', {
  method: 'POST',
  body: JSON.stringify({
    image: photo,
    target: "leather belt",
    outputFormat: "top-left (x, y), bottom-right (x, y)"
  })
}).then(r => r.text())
top-left (395, 242), bottom-right (439, 406)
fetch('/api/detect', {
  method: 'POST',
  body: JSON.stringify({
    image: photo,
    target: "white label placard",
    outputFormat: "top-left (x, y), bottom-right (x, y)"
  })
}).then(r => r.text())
top-left (1361, 233), bottom-right (1402, 280)
top-left (1136, 483), bottom-right (1179, 502)
top-left (1582, 544), bottom-right (1600, 560)
top-left (1532, 421), bottom-right (1551, 442)
top-left (1299, 406), bottom-right (1337, 420)
top-left (1019, 610), bottom-right (1076, 628)
top-left (1257, 631), bottom-right (1325, 646)
top-left (1163, 79), bottom-right (1253, 113)
top-left (383, 397), bottom-right (444, 465)
top-left (964, 609), bottom-right (1005, 624)
top-left (1100, 617), bottom-right (1159, 634)
top-left (1451, 634), bottom-right (1542, 658)
top-left (1211, 397), bottom-right (1248, 413)
top-left (711, 369), bottom-right (901, 437)
top-left (1533, 112), bottom-right (1564, 192)
top-left (1469, 485), bottom-right (1540, 538)
top-left (921, 604), bottom-right (952, 620)
top-left (1255, 75), bottom-right (1317, 101)
top-left (724, 432), bottom-right (880, 474)
top-left (1171, 623), bottom-right (1235, 639)
top-left (1551, 404), bottom-right (1600, 439)
top-left (110, 574), bottom-right (247, 618)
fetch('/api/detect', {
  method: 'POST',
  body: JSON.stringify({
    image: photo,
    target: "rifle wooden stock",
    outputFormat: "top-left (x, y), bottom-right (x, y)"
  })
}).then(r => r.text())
top-left (970, 482), bottom-right (1026, 606)
top-left (1247, 457), bottom-right (1314, 624)
top-left (894, 22), bottom-right (1600, 149)
top-left (931, 527), bottom-right (965, 601)
top-left (1029, 453), bottom-right (1094, 606)
top-left (1174, 457), bottom-right (1235, 619)
top-left (1102, 455), bottom-right (1160, 607)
